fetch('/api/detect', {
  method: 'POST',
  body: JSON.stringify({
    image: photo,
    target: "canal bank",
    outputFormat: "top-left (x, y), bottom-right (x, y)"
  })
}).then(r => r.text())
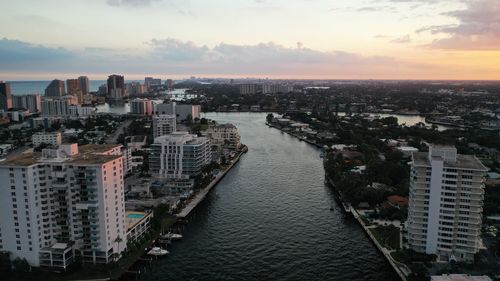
top-left (177, 146), bottom-right (248, 220)
top-left (270, 119), bottom-right (408, 281)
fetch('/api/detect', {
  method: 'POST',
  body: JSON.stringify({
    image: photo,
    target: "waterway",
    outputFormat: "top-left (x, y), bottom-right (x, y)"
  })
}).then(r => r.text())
top-left (142, 112), bottom-right (400, 281)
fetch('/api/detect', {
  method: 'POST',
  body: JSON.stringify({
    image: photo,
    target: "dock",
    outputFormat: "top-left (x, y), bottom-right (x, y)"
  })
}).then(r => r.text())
top-left (176, 147), bottom-right (246, 219)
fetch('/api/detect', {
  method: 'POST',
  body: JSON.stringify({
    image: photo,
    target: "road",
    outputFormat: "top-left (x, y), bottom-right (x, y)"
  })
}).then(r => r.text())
top-left (106, 119), bottom-right (132, 144)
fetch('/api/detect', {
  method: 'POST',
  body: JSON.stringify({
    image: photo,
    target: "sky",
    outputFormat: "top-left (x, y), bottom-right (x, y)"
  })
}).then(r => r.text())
top-left (1, 0), bottom-right (499, 80)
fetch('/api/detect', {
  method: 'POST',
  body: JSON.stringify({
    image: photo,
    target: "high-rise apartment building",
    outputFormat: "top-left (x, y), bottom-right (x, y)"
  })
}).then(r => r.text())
top-left (150, 132), bottom-right (211, 178)
top-left (407, 145), bottom-right (488, 262)
top-left (107, 75), bottom-right (126, 101)
top-left (239, 84), bottom-right (257, 95)
top-left (41, 96), bottom-right (94, 117)
top-left (66, 79), bottom-right (83, 104)
top-left (78, 76), bottom-right (90, 95)
top-left (144, 77), bottom-right (161, 89)
top-left (0, 81), bottom-right (13, 110)
top-left (130, 98), bottom-right (154, 116)
top-left (154, 102), bottom-right (200, 121)
top-left (152, 114), bottom-right (176, 138)
top-left (126, 82), bottom-right (145, 96)
top-left (166, 79), bottom-right (175, 90)
top-left (12, 94), bottom-right (42, 113)
top-left (0, 144), bottom-right (127, 268)
top-left (45, 79), bottom-right (66, 97)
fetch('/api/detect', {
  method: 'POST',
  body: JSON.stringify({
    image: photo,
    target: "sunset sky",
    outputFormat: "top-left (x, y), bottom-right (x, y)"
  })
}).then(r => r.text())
top-left (1, 0), bottom-right (499, 80)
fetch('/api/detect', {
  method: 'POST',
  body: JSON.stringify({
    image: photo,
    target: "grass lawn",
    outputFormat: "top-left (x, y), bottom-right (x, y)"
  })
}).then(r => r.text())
top-left (369, 225), bottom-right (401, 250)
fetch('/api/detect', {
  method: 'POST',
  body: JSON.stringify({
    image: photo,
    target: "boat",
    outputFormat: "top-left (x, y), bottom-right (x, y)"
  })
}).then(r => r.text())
top-left (147, 247), bottom-right (169, 256)
top-left (162, 232), bottom-right (183, 240)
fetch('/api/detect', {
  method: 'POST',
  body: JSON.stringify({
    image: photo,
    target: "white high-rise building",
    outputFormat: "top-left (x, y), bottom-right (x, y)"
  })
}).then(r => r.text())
top-left (407, 145), bottom-right (488, 262)
top-left (0, 144), bottom-right (127, 269)
top-left (150, 132), bottom-right (211, 178)
top-left (152, 114), bottom-right (176, 138)
top-left (12, 94), bottom-right (42, 113)
top-left (41, 96), bottom-right (94, 117)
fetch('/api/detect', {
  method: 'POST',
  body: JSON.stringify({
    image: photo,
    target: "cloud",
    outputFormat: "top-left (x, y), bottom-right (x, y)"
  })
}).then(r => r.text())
top-left (419, 0), bottom-right (500, 50)
top-left (107, 0), bottom-right (160, 7)
top-left (0, 37), bottom-right (435, 79)
top-left (0, 38), bottom-right (74, 64)
top-left (391, 34), bottom-right (412, 43)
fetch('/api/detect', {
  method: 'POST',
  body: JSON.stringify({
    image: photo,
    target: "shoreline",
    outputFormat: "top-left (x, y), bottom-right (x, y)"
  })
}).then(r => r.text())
top-left (176, 146), bottom-right (248, 219)
top-left (267, 122), bottom-right (408, 281)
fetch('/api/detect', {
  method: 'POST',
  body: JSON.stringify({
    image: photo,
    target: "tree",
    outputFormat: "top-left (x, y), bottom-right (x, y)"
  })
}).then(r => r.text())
top-left (266, 113), bottom-right (274, 123)
top-left (114, 235), bottom-right (123, 261)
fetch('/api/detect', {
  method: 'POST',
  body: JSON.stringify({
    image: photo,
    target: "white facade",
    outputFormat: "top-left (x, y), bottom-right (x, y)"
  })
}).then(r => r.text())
top-left (0, 144), bottom-right (127, 268)
top-left (12, 94), bottom-right (42, 113)
top-left (206, 123), bottom-right (241, 149)
top-left (176, 104), bottom-right (200, 121)
top-left (150, 132), bottom-right (211, 178)
top-left (152, 114), bottom-right (176, 138)
top-left (239, 84), bottom-right (257, 95)
top-left (407, 145), bottom-right (488, 262)
top-left (154, 102), bottom-right (200, 121)
top-left (32, 131), bottom-right (62, 147)
top-left (42, 96), bottom-right (94, 117)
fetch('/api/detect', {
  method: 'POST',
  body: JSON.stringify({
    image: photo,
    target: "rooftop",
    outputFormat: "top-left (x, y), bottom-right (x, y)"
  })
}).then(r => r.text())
top-left (0, 144), bottom-right (123, 167)
top-left (412, 152), bottom-right (488, 171)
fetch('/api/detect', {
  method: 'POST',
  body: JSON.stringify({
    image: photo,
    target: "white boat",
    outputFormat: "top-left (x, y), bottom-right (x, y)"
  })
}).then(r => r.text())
top-left (162, 232), bottom-right (183, 240)
top-left (147, 247), bottom-right (169, 256)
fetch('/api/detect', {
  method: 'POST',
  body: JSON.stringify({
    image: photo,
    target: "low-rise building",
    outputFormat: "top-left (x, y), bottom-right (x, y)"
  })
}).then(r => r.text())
top-left (150, 131), bottom-right (211, 178)
top-left (126, 211), bottom-right (152, 242)
top-left (206, 123), bottom-right (241, 149)
top-left (32, 131), bottom-right (62, 147)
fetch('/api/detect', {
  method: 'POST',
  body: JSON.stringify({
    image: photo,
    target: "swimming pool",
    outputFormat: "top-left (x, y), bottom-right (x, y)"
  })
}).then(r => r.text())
top-left (127, 213), bottom-right (145, 219)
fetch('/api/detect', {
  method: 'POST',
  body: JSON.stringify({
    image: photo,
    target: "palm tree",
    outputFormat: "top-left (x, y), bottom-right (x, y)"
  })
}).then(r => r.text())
top-left (114, 235), bottom-right (123, 261)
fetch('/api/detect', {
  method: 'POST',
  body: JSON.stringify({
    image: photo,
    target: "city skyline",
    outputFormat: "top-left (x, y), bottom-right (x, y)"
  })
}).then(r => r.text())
top-left (1, 0), bottom-right (500, 80)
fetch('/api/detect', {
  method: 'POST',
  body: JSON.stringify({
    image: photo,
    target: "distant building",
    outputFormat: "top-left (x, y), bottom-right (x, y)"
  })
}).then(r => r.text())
top-left (0, 144), bottom-right (127, 268)
top-left (150, 132), bottom-right (211, 178)
top-left (407, 145), bottom-right (488, 262)
top-left (166, 79), bottom-right (175, 90)
top-left (126, 82), bottom-right (145, 96)
top-left (98, 84), bottom-right (107, 96)
top-left (0, 81), bottom-right (13, 110)
top-left (130, 98), bottom-right (154, 116)
top-left (107, 74), bottom-right (126, 101)
top-left (45, 79), bottom-right (66, 97)
top-left (78, 76), bottom-right (90, 95)
top-left (206, 123), bottom-right (241, 149)
top-left (41, 96), bottom-right (94, 117)
top-left (239, 84), bottom-right (257, 95)
top-left (66, 78), bottom-right (83, 104)
top-left (32, 131), bottom-right (62, 147)
top-left (12, 94), bottom-right (42, 113)
top-left (152, 114), bottom-right (176, 138)
top-left (144, 77), bottom-right (161, 89)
